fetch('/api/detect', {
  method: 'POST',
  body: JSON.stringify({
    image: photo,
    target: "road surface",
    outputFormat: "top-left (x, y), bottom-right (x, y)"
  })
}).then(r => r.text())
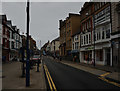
top-left (42, 56), bottom-right (120, 90)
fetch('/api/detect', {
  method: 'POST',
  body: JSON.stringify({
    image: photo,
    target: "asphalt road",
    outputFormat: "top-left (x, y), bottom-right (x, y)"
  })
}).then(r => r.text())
top-left (42, 56), bottom-right (120, 90)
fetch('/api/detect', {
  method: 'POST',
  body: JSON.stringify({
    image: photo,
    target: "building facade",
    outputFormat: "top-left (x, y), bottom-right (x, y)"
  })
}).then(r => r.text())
top-left (1, 15), bottom-right (10, 62)
top-left (71, 32), bottom-right (80, 62)
top-left (80, 2), bottom-right (94, 64)
top-left (6, 20), bottom-right (16, 61)
top-left (50, 37), bottom-right (60, 57)
top-left (59, 20), bottom-right (66, 57)
top-left (59, 13), bottom-right (80, 60)
top-left (29, 35), bottom-right (36, 56)
top-left (93, 2), bottom-right (112, 66)
top-left (65, 13), bottom-right (80, 56)
top-left (79, 2), bottom-right (112, 66)
top-left (12, 26), bottom-right (20, 61)
top-left (111, 2), bottom-right (120, 69)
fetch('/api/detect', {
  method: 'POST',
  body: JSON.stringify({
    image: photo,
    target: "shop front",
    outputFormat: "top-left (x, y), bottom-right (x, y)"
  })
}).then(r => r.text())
top-left (80, 46), bottom-right (93, 64)
top-left (71, 50), bottom-right (79, 62)
top-left (80, 43), bottom-right (112, 66)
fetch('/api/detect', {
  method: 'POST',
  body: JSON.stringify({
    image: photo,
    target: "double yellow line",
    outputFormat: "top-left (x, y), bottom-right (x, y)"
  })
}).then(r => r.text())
top-left (99, 72), bottom-right (120, 87)
top-left (44, 64), bottom-right (57, 91)
top-left (100, 72), bottom-right (110, 77)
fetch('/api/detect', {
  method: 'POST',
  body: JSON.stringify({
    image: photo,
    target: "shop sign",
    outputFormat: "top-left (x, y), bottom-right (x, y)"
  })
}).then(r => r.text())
top-left (85, 46), bottom-right (94, 50)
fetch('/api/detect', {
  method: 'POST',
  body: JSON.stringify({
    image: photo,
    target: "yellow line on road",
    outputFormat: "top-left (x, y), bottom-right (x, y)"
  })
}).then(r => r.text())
top-left (98, 77), bottom-right (120, 87)
top-left (44, 64), bottom-right (57, 91)
top-left (100, 72), bottom-right (110, 77)
top-left (44, 65), bottom-right (53, 91)
top-left (45, 65), bottom-right (57, 91)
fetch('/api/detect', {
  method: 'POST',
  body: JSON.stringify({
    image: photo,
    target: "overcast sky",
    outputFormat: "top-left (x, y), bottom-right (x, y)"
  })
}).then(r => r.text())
top-left (2, 2), bottom-right (85, 49)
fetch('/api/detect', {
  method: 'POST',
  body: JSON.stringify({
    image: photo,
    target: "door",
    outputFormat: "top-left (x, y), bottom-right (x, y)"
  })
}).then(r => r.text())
top-left (106, 48), bottom-right (110, 66)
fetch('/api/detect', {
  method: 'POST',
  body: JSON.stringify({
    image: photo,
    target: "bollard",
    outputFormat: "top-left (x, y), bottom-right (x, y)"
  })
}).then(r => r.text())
top-left (21, 62), bottom-right (26, 77)
top-left (37, 59), bottom-right (40, 72)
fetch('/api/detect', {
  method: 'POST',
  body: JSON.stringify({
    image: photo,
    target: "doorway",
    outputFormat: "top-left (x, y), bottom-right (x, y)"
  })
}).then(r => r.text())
top-left (106, 48), bottom-right (111, 66)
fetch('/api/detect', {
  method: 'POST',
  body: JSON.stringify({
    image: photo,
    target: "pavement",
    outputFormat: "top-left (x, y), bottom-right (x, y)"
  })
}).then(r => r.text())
top-left (48, 56), bottom-right (120, 84)
top-left (43, 56), bottom-right (120, 89)
top-left (2, 61), bottom-right (47, 91)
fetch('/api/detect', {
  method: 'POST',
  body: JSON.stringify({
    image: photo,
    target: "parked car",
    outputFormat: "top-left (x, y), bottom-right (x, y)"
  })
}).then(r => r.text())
top-left (30, 55), bottom-right (41, 66)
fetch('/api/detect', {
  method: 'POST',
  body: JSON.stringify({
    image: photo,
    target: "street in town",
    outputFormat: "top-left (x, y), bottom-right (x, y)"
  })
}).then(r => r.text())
top-left (1, 1), bottom-right (120, 91)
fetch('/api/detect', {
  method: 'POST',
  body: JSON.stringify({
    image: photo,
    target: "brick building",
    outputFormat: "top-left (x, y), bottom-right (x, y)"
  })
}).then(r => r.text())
top-left (79, 2), bottom-right (94, 64)
top-left (6, 20), bottom-right (16, 61)
top-left (59, 13), bottom-right (80, 60)
top-left (65, 13), bottom-right (80, 56)
top-left (1, 15), bottom-right (10, 62)
top-left (1, 15), bottom-right (23, 62)
top-left (79, 2), bottom-right (113, 66)
top-left (59, 20), bottom-right (66, 57)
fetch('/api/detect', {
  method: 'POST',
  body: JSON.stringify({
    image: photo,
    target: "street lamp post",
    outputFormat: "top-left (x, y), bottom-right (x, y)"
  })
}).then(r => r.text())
top-left (26, 0), bottom-right (30, 87)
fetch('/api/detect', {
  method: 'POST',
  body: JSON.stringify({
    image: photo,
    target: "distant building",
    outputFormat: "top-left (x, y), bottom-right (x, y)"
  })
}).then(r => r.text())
top-left (21, 34), bottom-right (37, 57)
top-left (12, 26), bottom-right (20, 61)
top-left (50, 37), bottom-right (60, 57)
top-left (41, 41), bottom-right (50, 55)
top-left (29, 35), bottom-right (36, 56)
top-left (59, 13), bottom-right (80, 60)
top-left (59, 20), bottom-right (66, 57)
top-left (71, 30), bottom-right (81, 62)
top-left (6, 20), bottom-right (16, 61)
top-left (46, 41), bottom-right (51, 52)
top-left (1, 15), bottom-right (10, 62)
top-left (65, 13), bottom-right (80, 56)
